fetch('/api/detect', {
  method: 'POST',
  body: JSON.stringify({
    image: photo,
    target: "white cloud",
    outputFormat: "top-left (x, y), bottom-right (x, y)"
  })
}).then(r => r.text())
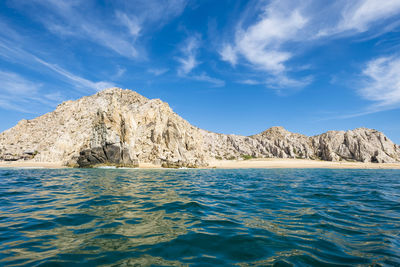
top-left (176, 35), bottom-right (225, 87)
top-left (220, 0), bottom-right (309, 89)
top-left (0, 36), bottom-right (114, 93)
top-left (11, 0), bottom-right (188, 59)
top-left (114, 0), bottom-right (187, 27)
top-left (0, 63), bottom-right (113, 113)
top-left (192, 73), bottom-right (225, 87)
top-left (177, 35), bottom-right (200, 75)
top-left (32, 57), bottom-right (114, 91)
top-left (238, 79), bottom-right (261, 85)
top-left (0, 70), bottom-right (40, 96)
top-left (115, 12), bottom-right (141, 38)
top-left (319, 55), bottom-right (400, 119)
top-left (339, 0), bottom-right (400, 32)
top-left (360, 55), bottom-right (400, 108)
top-left (267, 75), bottom-right (313, 89)
top-left (219, 44), bottom-right (237, 66)
top-left (113, 66), bottom-right (126, 79)
top-left (0, 28), bottom-right (113, 112)
top-left (43, 91), bottom-right (65, 102)
top-left (235, 8), bottom-right (307, 73)
top-left (30, 0), bottom-right (139, 58)
top-left (220, 1), bottom-right (307, 74)
top-left (148, 68), bottom-right (169, 76)
top-left (177, 56), bottom-right (197, 75)
top-left (0, 70), bottom-right (59, 113)
top-left (220, 0), bottom-right (400, 90)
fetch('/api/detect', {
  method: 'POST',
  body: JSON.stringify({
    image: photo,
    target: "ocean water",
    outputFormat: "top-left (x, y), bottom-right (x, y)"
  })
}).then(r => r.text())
top-left (0, 168), bottom-right (399, 266)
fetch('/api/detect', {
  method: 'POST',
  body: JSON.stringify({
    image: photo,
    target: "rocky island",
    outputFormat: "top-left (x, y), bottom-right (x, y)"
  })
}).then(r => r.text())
top-left (0, 88), bottom-right (399, 168)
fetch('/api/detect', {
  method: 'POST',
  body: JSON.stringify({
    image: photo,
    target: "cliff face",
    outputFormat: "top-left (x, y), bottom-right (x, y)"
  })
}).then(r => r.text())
top-left (0, 88), bottom-right (399, 167)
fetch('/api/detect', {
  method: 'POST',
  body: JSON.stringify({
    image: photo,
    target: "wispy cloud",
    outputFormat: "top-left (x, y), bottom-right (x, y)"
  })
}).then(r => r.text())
top-left (219, 44), bottom-right (237, 66)
top-left (0, 29), bottom-right (113, 113)
top-left (115, 11), bottom-right (141, 38)
top-left (235, 6), bottom-right (307, 73)
top-left (360, 55), bottom-right (400, 109)
top-left (0, 33), bottom-right (114, 93)
top-left (317, 0), bottom-right (400, 37)
top-left (238, 79), bottom-right (261, 85)
top-left (10, 0), bottom-right (188, 60)
top-left (0, 56), bottom-right (113, 113)
top-left (33, 57), bottom-right (115, 91)
top-left (0, 70), bottom-right (57, 113)
top-left (339, 0), bottom-right (400, 33)
top-left (266, 75), bottom-right (313, 91)
top-left (115, 0), bottom-right (187, 27)
top-left (220, 0), bottom-right (309, 89)
top-left (113, 66), bottom-right (126, 80)
top-left (324, 54), bottom-right (400, 119)
top-left (220, 0), bottom-right (400, 90)
top-left (148, 68), bottom-right (169, 76)
top-left (30, 0), bottom-right (139, 58)
top-left (177, 35), bottom-right (201, 75)
top-left (176, 35), bottom-right (225, 87)
top-left (0, 70), bottom-right (40, 96)
top-left (192, 73), bottom-right (225, 87)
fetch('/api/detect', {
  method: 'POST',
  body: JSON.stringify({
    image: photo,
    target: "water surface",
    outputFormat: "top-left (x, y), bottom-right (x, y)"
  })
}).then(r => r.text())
top-left (0, 168), bottom-right (399, 266)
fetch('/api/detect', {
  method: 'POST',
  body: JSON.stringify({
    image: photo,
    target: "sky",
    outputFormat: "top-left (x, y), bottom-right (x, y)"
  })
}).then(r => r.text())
top-left (1, 0), bottom-right (400, 143)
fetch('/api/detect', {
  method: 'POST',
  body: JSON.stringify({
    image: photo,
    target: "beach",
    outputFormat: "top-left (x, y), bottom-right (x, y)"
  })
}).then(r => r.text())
top-left (0, 161), bottom-right (66, 169)
top-left (208, 158), bottom-right (400, 169)
top-left (1, 158), bottom-right (400, 169)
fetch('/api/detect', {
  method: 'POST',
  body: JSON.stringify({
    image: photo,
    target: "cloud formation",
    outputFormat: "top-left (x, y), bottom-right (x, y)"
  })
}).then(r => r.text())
top-left (339, 0), bottom-right (400, 32)
top-left (33, 0), bottom-right (139, 58)
top-left (0, 36), bottom-right (114, 93)
top-left (235, 7), bottom-right (307, 73)
top-left (0, 71), bottom-right (53, 113)
top-left (177, 35), bottom-right (225, 87)
top-left (360, 55), bottom-right (400, 109)
top-left (221, 0), bottom-right (400, 90)
top-left (148, 68), bottom-right (169, 76)
top-left (192, 73), bottom-right (225, 87)
top-left (220, 1), bottom-right (310, 88)
top-left (33, 57), bottom-right (115, 91)
top-left (12, 0), bottom-right (188, 59)
top-left (177, 35), bottom-right (201, 75)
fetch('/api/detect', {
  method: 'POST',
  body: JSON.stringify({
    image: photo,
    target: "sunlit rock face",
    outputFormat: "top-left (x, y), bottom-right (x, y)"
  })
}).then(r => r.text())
top-left (0, 88), bottom-right (399, 167)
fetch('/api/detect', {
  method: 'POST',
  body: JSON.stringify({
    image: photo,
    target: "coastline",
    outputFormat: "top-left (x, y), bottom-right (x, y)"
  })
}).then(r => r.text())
top-left (0, 161), bottom-right (66, 169)
top-left (1, 158), bottom-right (400, 169)
top-left (208, 158), bottom-right (400, 169)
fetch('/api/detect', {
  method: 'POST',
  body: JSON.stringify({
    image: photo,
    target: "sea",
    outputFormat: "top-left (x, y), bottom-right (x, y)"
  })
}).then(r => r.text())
top-left (0, 168), bottom-right (399, 266)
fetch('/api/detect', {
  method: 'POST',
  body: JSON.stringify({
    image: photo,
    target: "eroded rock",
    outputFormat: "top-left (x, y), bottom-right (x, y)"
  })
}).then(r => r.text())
top-left (0, 88), bottom-right (399, 167)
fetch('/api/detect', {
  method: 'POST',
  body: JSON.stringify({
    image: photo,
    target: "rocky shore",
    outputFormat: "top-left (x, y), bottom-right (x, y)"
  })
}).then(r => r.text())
top-left (1, 88), bottom-right (399, 168)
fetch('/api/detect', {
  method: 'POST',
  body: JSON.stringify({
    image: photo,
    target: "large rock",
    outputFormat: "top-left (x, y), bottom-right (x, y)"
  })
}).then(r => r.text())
top-left (0, 88), bottom-right (399, 167)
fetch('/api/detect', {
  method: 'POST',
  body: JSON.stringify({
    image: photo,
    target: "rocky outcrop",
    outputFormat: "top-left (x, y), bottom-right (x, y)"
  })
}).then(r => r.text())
top-left (312, 128), bottom-right (400, 163)
top-left (0, 88), bottom-right (399, 167)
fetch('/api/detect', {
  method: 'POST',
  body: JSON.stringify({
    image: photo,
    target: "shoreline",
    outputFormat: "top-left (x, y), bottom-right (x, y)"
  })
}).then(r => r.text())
top-left (1, 158), bottom-right (400, 169)
top-left (0, 161), bottom-right (66, 169)
top-left (207, 158), bottom-right (400, 169)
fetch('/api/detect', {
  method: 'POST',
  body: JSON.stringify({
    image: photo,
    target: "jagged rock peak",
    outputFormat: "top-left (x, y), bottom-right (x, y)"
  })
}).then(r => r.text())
top-left (257, 126), bottom-right (291, 136)
top-left (96, 87), bottom-right (146, 99)
top-left (0, 88), bottom-right (399, 167)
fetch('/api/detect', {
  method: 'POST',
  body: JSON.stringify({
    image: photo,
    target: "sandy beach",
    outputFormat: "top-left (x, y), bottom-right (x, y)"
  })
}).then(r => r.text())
top-left (0, 161), bottom-right (66, 169)
top-left (1, 158), bottom-right (400, 169)
top-left (208, 158), bottom-right (400, 169)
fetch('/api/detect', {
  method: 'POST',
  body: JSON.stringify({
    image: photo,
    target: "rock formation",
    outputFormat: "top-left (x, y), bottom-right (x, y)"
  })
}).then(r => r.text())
top-left (0, 88), bottom-right (399, 167)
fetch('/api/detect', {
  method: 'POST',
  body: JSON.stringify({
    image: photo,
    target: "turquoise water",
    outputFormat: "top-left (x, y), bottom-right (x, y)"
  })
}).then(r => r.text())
top-left (0, 168), bottom-right (399, 266)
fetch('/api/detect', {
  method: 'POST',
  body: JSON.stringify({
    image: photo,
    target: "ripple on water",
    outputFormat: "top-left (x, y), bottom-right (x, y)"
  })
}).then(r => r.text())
top-left (0, 168), bottom-right (399, 266)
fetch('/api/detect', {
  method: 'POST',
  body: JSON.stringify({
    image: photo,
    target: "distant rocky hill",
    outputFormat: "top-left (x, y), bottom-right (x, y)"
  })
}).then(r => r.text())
top-left (0, 88), bottom-right (399, 167)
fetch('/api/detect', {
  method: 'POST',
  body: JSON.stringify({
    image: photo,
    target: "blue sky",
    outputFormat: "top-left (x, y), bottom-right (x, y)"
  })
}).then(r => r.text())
top-left (1, 0), bottom-right (400, 142)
